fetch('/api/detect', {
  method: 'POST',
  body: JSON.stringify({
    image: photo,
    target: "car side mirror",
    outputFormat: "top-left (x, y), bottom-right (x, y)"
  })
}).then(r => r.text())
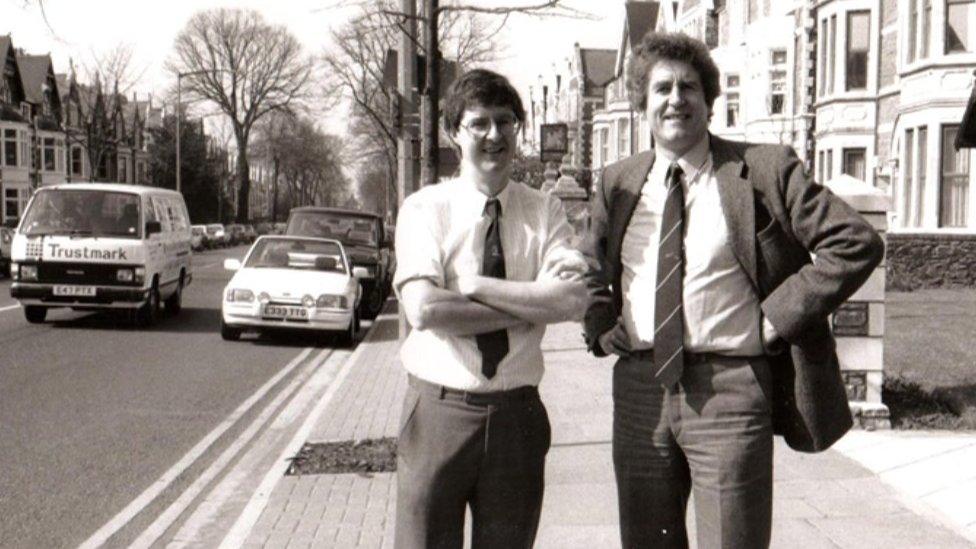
top-left (352, 266), bottom-right (369, 279)
top-left (145, 221), bottom-right (162, 235)
top-left (223, 258), bottom-right (242, 271)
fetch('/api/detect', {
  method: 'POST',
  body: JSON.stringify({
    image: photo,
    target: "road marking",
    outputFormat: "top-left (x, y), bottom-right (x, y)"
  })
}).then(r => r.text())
top-left (0, 303), bottom-right (20, 313)
top-left (78, 347), bottom-right (317, 549)
top-left (219, 317), bottom-right (388, 548)
top-left (130, 347), bottom-right (336, 549)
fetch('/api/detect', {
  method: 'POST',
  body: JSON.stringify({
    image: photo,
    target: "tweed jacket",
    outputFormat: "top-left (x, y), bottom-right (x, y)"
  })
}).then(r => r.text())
top-left (581, 134), bottom-right (884, 452)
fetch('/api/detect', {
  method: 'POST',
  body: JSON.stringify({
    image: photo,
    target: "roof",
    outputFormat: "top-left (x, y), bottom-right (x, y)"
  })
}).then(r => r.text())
top-left (288, 207), bottom-right (382, 220)
top-left (15, 54), bottom-right (54, 104)
top-left (38, 183), bottom-right (184, 197)
top-left (0, 35), bottom-right (11, 62)
top-left (579, 48), bottom-right (616, 95)
top-left (625, 1), bottom-right (660, 49)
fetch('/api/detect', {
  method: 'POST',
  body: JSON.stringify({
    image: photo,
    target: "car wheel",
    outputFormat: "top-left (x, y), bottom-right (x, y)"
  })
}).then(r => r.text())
top-left (135, 282), bottom-right (161, 327)
top-left (338, 313), bottom-right (357, 347)
top-left (24, 306), bottom-right (47, 324)
top-left (221, 318), bottom-right (242, 341)
top-left (165, 274), bottom-right (184, 315)
top-left (360, 285), bottom-right (384, 320)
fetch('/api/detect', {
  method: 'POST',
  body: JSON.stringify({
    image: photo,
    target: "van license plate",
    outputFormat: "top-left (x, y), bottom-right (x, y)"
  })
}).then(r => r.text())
top-left (264, 305), bottom-right (308, 319)
top-left (53, 285), bottom-right (96, 297)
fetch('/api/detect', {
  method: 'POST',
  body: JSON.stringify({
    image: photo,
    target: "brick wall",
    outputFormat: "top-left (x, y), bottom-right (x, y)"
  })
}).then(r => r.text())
top-left (886, 233), bottom-right (976, 290)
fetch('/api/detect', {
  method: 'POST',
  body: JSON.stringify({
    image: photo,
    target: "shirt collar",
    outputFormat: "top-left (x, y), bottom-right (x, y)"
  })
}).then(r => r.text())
top-left (655, 134), bottom-right (711, 185)
top-left (456, 177), bottom-right (514, 217)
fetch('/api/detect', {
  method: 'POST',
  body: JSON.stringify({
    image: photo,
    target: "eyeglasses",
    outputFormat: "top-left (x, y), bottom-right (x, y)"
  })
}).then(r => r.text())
top-left (460, 115), bottom-right (520, 138)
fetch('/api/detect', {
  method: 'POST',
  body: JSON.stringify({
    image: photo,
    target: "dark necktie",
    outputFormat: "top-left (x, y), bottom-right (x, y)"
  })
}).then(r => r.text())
top-left (476, 198), bottom-right (509, 378)
top-left (654, 163), bottom-right (685, 389)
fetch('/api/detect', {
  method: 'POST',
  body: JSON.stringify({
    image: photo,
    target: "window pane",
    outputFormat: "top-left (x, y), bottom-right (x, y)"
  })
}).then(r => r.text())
top-left (941, 125), bottom-right (970, 227)
top-left (847, 12), bottom-right (870, 90)
top-left (917, 127), bottom-right (928, 226)
top-left (946, 0), bottom-right (974, 54)
top-left (820, 19), bottom-right (828, 95)
top-left (843, 148), bottom-right (867, 180)
top-left (829, 15), bottom-right (837, 93)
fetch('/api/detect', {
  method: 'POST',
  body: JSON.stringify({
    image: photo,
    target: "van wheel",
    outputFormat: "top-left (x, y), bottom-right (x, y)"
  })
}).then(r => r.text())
top-left (166, 274), bottom-right (184, 315)
top-left (24, 306), bottom-right (47, 324)
top-left (135, 282), bottom-right (161, 327)
top-left (221, 319), bottom-right (242, 341)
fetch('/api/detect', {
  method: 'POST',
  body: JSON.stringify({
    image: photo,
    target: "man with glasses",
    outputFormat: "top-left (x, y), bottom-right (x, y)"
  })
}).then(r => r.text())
top-left (393, 68), bottom-right (588, 548)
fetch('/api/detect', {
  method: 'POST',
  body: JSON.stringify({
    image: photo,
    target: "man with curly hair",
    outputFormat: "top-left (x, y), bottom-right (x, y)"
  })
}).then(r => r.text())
top-left (582, 32), bottom-right (883, 548)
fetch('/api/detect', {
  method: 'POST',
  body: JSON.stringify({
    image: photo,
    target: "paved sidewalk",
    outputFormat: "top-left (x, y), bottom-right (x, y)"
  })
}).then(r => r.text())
top-left (241, 314), bottom-right (976, 548)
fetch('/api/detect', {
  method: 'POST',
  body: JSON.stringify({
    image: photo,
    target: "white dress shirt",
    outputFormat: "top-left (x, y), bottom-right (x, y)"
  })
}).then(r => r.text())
top-left (393, 177), bottom-right (576, 391)
top-left (619, 138), bottom-right (766, 355)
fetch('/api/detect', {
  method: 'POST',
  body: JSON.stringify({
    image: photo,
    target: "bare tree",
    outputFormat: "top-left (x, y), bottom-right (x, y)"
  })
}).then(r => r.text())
top-left (253, 115), bottom-right (351, 212)
top-left (168, 8), bottom-right (314, 222)
top-left (322, 0), bottom-right (509, 217)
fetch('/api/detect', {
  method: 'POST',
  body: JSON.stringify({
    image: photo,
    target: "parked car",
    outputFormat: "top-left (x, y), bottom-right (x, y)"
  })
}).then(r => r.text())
top-left (243, 224), bottom-right (258, 243)
top-left (285, 207), bottom-right (393, 320)
top-left (220, 235), bottom-right (366, 345)
top-left (255, 222), bottom-right (274, 236)
top-left (272, 222), bottom-right (286, 235)
top-left (206, 223), bottom-right (228, 247)
top-left (226, 223), bottom-right (247, 246)
top-left (0, 221), bottom-right (14, 277)
top-left (9, 183), bottom-right (193, 326)
top-left (191, 224), bottom-right (208, 251)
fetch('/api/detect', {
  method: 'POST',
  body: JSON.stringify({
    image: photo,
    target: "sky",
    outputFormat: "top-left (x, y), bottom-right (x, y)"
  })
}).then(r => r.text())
top-left (1, 0), bottom-right (625, 131)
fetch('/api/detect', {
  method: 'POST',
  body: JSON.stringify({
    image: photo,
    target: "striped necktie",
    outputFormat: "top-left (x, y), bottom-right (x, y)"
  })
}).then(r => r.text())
top-left (654, 163), bottom-right (685, 389)
top-left (476, 198), bottom-right (509, 379)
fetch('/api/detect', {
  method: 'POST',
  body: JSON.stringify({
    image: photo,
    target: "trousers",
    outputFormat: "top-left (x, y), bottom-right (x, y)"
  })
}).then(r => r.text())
top-left (613, 353), bottom-right (774, 549)
top-left (394, 375), bottom-right (551, 549)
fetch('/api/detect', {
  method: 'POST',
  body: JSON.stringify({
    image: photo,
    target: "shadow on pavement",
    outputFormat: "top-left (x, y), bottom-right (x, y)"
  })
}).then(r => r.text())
top-left (47, 306), bottom-right (222, 334)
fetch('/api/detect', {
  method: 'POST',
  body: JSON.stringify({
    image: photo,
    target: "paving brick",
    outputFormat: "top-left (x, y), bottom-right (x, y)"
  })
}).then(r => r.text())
top-left (810, 515), bottom-right (974, 549)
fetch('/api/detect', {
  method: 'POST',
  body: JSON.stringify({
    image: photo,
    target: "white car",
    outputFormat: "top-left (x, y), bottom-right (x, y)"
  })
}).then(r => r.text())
top-left (220, 236), bottom-right (366, 344)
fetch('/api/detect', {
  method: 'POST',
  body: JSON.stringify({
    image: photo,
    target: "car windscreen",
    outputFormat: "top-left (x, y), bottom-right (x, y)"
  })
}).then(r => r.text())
top-left (244, 239), bottom-right (347, 273)
top-left (21, 189), bottom-right (142, 238)
top-left (286, 212), bottom-right (379, 247)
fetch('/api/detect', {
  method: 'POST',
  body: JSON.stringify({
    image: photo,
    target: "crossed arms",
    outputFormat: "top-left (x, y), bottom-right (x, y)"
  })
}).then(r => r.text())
top-left (400, 251), bottom-right (589, 336)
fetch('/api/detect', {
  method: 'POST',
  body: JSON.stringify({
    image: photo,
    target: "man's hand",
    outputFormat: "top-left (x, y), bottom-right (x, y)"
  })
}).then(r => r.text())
top-left (539, 249), bottom-right (590, 281)
top-left (598, 322), bottom-right (632, 357)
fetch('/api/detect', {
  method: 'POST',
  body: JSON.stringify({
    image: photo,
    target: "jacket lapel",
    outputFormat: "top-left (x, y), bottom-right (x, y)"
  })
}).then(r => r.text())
top-left (711, 135), bottom-right (759, 291)
top-left (609, 151), bottom-right (655, 268)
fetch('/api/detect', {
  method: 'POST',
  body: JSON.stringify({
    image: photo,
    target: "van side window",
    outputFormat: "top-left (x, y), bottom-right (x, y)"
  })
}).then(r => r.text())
top-left (144, 196), bottom-right (159, 224)
top-left (152, 197), bottom-right (172, 232)
top-left (171, 199), bottom-right (189, 231)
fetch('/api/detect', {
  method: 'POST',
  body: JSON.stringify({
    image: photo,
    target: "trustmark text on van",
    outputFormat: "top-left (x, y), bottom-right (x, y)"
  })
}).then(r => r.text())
top-left (9, 183), bottom-right (193, 327)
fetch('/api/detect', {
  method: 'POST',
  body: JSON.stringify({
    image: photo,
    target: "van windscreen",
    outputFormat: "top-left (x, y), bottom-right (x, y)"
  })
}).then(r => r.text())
top-left (21, 189), bottom-right (142, 239)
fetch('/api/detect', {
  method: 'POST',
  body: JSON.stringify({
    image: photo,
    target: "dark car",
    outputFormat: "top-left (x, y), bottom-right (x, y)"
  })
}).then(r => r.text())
top-left (285, 207), bottom-right (393, 319)
top-left (0, 220), bottom-right (14, 277)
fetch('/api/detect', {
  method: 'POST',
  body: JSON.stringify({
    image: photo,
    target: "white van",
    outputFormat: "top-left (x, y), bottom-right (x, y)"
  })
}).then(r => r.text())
top-left (9, 183), bottom-right (193, 326)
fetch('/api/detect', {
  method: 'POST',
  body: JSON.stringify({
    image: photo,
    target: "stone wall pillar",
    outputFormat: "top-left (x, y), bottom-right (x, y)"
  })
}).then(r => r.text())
top-left (544, 153), bottom-right (589, 248)
top-left (824, 177), bottom-right (891, 430)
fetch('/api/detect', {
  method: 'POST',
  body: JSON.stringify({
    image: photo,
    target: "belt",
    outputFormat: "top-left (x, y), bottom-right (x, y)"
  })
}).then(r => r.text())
top-left (629, 348), bottom-right (759, 366)
top-left (408, 375), bottom-right (539, 406)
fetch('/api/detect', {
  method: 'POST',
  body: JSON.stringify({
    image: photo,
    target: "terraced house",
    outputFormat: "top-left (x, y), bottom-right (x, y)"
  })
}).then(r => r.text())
top-left (557, 0), bottom-right (976, 285)
top-left (0, 34), bottom-right (161, 226)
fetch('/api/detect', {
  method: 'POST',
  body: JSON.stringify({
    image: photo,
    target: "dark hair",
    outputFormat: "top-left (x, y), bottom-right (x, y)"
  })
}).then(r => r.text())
top-left (626, 32), bottom-right (721, 112)
top-left (441, 68), bottom-right (526, 135)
